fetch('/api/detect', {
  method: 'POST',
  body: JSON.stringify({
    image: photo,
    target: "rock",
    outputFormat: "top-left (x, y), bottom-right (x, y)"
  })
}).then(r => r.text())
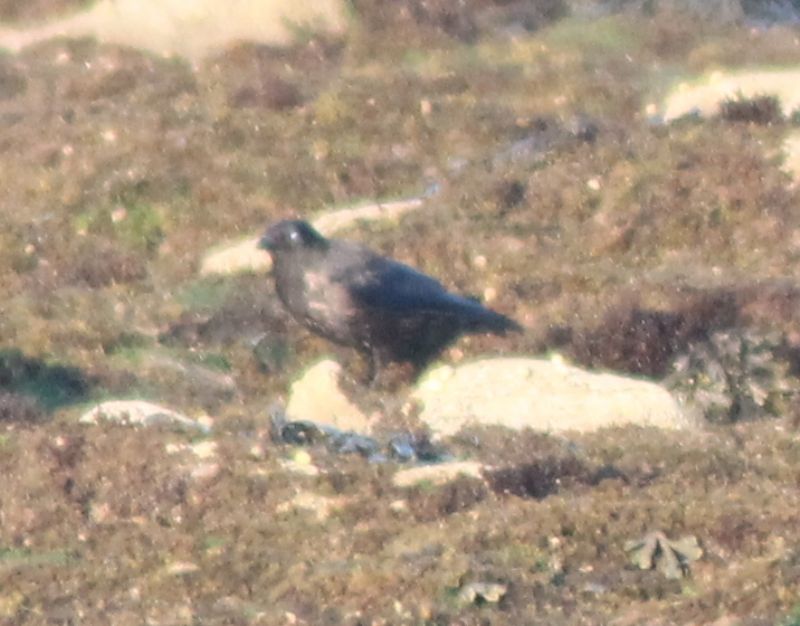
top-left (190, 462), bottom-right (221, 481)
top-left (79, 400), bottom-right (211, 433)
top-left (412, 357), bottom-right (695, 435)
top-left (199, 237), bottom-right (271, 277)
top-left (200, 194), bottom-right (428, 277)
top-left (187, 440), bottom-right (218, 459)
top-left (164, 561), bottom-right (200, 576)
top-left (458, 582), bottom-right (508, 605)
top-left (285, 360), bottom-right (372, 433)
top-left (392, 461), bottom-right (485, 488)
top-left (279, 455), bottom-right (321, 477)
top-left (0, 0), bottom-right (348, 61)
top-left (311, 195), bottom-right (427, 236)
top-left (170, 439), bottom-right (221, 457)
top-left (658, 68), bottom-right (800, 123)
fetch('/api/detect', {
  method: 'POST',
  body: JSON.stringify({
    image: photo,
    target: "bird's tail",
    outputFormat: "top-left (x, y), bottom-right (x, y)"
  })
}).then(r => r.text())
top-left (468, 308), bottom-right (523, 335)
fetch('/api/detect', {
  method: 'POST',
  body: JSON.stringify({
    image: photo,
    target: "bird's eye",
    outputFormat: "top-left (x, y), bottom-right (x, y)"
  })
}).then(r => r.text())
top-left (288, 229), bottom-right (301, 243)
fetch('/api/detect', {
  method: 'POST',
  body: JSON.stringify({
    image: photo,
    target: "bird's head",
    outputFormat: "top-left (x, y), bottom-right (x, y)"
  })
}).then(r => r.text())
top-left (259, 220), bottom-right (327, 254)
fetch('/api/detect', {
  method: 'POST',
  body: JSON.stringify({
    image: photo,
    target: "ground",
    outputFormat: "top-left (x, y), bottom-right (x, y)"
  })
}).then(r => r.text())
top-left (0, 1), bottom-right (799, 624)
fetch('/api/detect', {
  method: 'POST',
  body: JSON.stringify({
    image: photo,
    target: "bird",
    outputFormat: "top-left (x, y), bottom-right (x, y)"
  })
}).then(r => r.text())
top-left (259, 219), bottom-right (522, 382)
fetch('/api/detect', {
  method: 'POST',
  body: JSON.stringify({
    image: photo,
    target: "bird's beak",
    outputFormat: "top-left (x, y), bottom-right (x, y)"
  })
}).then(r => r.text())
top-left (258, 230), bottom-right (276, 251)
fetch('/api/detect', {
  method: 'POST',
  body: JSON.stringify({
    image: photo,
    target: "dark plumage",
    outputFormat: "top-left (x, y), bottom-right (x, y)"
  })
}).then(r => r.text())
top-left (259, 219), bottom-right (522, 379)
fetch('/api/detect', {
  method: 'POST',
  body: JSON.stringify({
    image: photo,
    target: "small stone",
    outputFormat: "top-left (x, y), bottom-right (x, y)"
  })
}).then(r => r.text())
top-left (393, 461), bottom-right (485, 488)
top-left (190, 462), bottom-right (220, 481)
top-left (165, 561), bottom-right (200, 576)
top-left (110, 206), bottom-right (127, 223)
top-left (279, 456), bottom-right (320, 477)
top-left (196, 415), bottom-right (214, 431)
top-left (200, 237), bottom-right (271, 276)
top-left (292, 449), bottom-right (313, 465)
top-left (586, 177), bottom-right (601, 191)
top-left (189, 440), bottom-right (218, 459)
top-left (249, 443), bottom-right (266, 460)
top-left (89, 501), bottom-right (112, 524)
top-left (458, 582), bottom-right (507, 605)
top-left (389, 499), bottom-right (408, 512)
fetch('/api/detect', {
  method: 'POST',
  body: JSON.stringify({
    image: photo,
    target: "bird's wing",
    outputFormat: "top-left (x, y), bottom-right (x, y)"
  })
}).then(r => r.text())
top-left (322, 241), bottom-right (520, 332)
top-left (334, 246), bottom-right (485, 316)
top-left (318, 241), bottom-right (520, 336)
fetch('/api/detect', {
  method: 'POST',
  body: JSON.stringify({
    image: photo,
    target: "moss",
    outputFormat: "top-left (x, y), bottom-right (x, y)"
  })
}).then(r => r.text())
top-left (542, 15), bottom-right (644, 56)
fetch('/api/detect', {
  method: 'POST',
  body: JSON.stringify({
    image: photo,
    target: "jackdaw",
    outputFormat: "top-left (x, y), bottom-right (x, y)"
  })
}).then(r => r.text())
top-left (259, 219), bottom-right (522, 380)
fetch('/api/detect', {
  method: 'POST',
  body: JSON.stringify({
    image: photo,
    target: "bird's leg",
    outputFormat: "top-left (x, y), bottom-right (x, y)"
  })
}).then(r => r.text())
top-left (364, 348), bottom-right (380, 388)
top-left (365, 351), bottom-right (418, 391)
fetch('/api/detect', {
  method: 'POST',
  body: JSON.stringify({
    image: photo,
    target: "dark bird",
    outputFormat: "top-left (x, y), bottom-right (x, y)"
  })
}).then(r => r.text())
top-left (259, 219), bottom-right (522, 381)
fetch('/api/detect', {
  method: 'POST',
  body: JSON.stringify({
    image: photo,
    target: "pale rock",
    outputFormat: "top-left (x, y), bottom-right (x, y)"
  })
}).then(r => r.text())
top-left (458, 582), bottom-right (508, 604)
top-left (188, 440), bottom-right (218, 460)
top-left (311, 195), bottom-right (425, 236)
top-left (285, 359), bottom-right (372, 433)
top-left (190, 462), bottom-right (221, 481)
top-left (199, 237), bottom-right (271, 277)
top-left (0, 0), bottom-right (348, 61)
top-left (392, 461), bottom-right (486, 488)
top-left (165, 561), bottom-right (200, 576)
top-left (200, 195), bottom-right (427, 276)
top-left (659, 68), bottom-right (800, 122)
top-left (79, 400), bottom-right (211, 433)
top-left (279, 456), bottom-right (320, 477)
top-left (413, 357), bottom-right (695, 435)
top-left (165, 440), bottom-right (218, 459)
